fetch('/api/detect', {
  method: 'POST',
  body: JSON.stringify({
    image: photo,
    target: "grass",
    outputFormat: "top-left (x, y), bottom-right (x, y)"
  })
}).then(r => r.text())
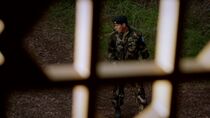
top-left (181, 0), bottom-right (210, 57)
top-left (182, 29), bottom-right (209, 57)
top-left (46, 0), bottom-right (209, 60)
top-left (47, 0), bottom-right (75, 35)
top-left (99, 0), bottom-right (159, 60)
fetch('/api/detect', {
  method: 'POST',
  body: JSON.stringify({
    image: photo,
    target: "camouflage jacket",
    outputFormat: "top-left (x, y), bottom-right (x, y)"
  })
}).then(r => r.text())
top-left (108, 27), bottom-right (149, 62)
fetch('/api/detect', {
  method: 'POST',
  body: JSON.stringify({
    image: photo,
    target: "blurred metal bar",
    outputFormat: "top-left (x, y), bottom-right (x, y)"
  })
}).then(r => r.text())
top-left (74, 0), bottom-right (93, 78)
top-left (134, 80), bottom-right (172, 118)
top-left (97, 61), bottom-right (165, 79)
top-left (44, 64), bottom-right (82, 81)
top-left (180, 42), bottom-right (210, 73)
top-left (155, 0), bottom-right (180, 73)
top-left (72, 85), bottom-right (89, 118)
top-left (0, 20), bottom-right (5, 65)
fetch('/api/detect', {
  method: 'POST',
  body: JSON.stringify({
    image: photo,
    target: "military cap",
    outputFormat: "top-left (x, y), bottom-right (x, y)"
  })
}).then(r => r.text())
top-left (112, 15), bottom-right (128, 24)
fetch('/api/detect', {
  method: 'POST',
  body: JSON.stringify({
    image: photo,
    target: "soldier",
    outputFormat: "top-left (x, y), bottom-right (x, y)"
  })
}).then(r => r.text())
top-left (107, 15), bottom-right (149, 118)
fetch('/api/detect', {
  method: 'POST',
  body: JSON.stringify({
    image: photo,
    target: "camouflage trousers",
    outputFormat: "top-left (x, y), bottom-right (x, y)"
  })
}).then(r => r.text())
top-left (112, 83), bottom-right (147, 118)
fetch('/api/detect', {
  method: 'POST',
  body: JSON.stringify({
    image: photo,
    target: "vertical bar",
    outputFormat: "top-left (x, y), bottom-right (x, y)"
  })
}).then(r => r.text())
top-left (0, 19), bottom-right (4, 33)
top-left (134, 80), bottom-right (172, 118)
top-left (0, 51), bottom-right (4, 65)
top-left (155, 0), bottom-right (180, 73)
top-left (152, 80), bottom-right (172, 118)
top-left (72, 85), bottom-right (89, 118)
top-left (0, 19), bottom-right (5, 65)
top-left (74, 0), bottom-right (93, 78)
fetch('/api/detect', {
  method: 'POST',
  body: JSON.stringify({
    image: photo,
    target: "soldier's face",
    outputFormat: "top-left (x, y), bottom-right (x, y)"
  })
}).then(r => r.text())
top-left (113, 23), bottom-right (126, 33)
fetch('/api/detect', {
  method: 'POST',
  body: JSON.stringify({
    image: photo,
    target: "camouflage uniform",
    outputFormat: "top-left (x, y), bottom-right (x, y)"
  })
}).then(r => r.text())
top-left (108, 27), bottom-right (149, 61)
top-left (108, 26), bottom-right (149, 117)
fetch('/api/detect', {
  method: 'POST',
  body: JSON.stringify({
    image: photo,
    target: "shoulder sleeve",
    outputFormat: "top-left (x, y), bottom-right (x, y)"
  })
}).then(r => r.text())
top-left (136, 33), bottom-right (149, 59)
top-left (107, 33), bottom-right (117, 61)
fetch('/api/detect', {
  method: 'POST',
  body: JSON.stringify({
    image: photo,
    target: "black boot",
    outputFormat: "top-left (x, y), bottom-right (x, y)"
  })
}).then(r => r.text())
top-left (115, 107), bottom-right (121, 118)
top-left (112, 84), bottom-right (124, 118)
top-left (137, 87), bottom-right (147, 111)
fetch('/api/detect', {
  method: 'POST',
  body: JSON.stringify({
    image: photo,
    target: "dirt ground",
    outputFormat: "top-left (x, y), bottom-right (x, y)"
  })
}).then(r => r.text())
top-left (5, 13), bottom-right (210, 118)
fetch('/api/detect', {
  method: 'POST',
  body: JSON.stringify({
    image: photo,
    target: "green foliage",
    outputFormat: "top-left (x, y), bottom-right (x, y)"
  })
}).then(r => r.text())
top-left (182, 28), bottom-right (209, 57)
top-left (99, 0), bottom-right (159, 60)
top-left (46, 0), bottom-right (210, 60)
top-left (47, 0), bottom-right (75, 34)
top-left (182, 0), bottom-right (210, 57)
top-left (99, 0), bottom-right (210, 60)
